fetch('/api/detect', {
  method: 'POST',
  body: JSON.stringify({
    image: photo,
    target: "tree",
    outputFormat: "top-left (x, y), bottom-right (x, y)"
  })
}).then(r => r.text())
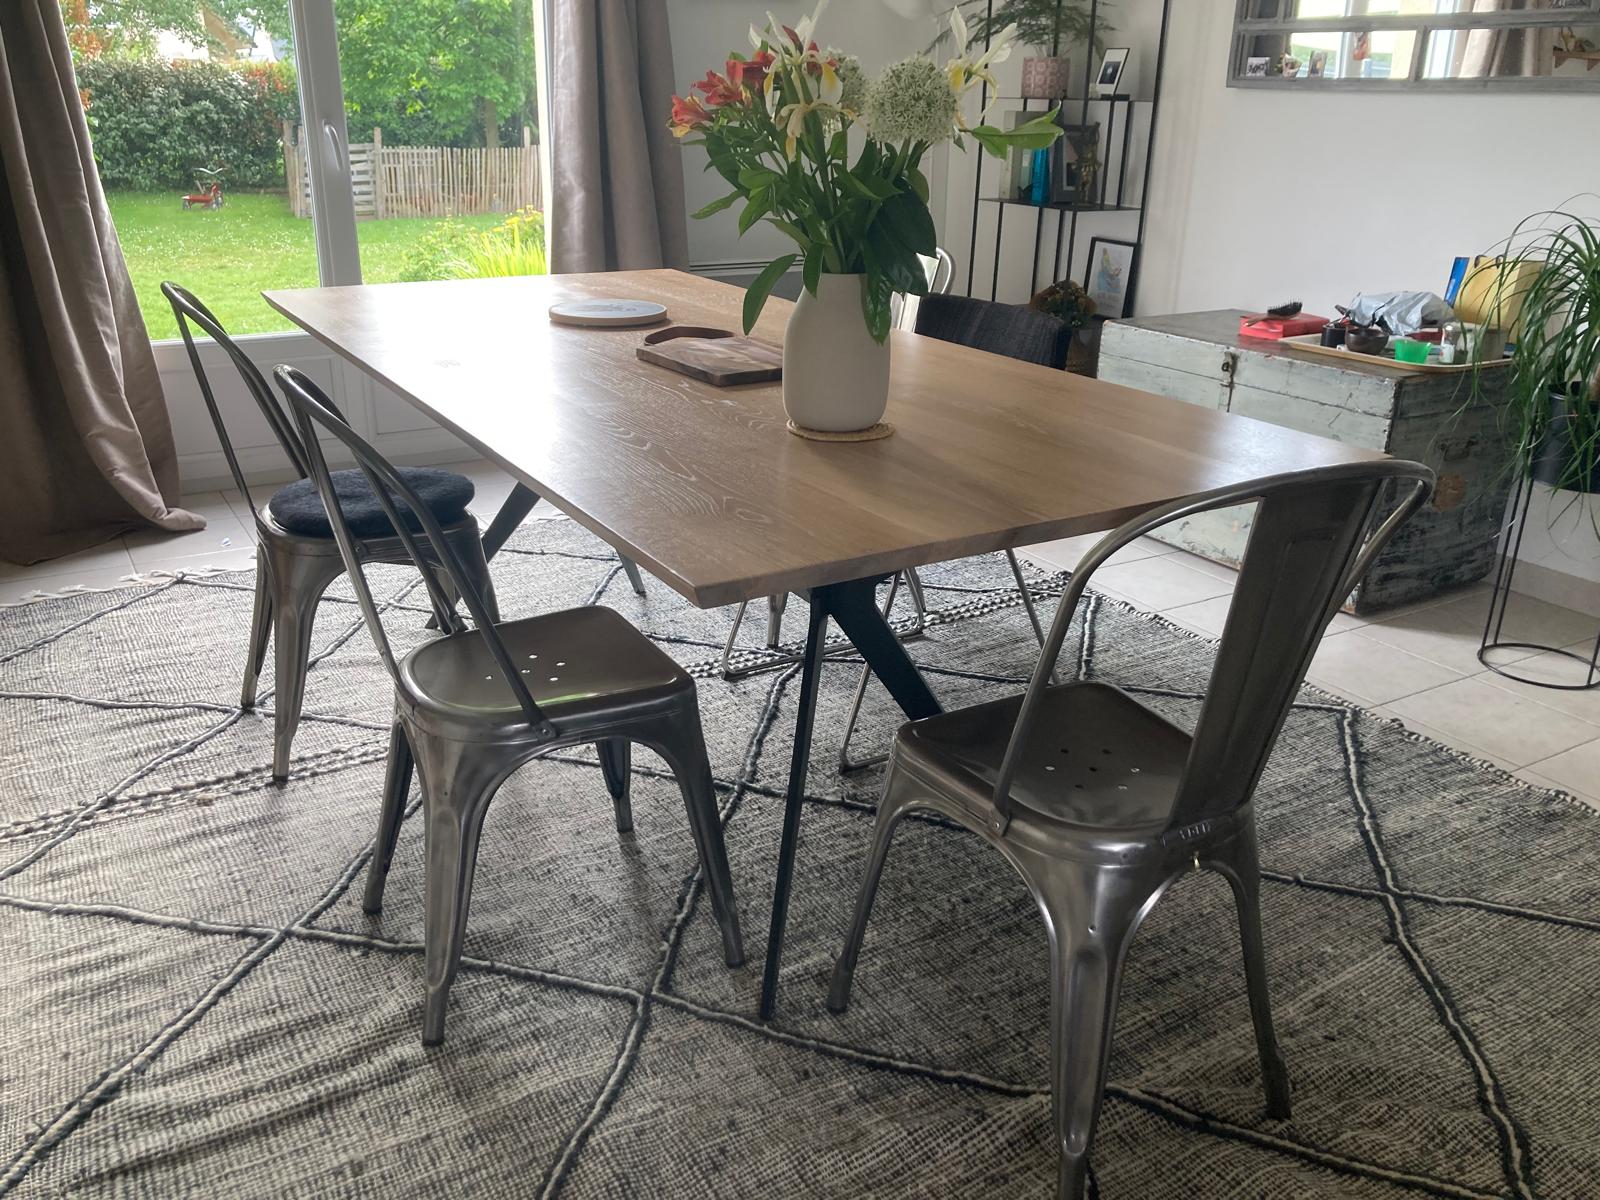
top-left (62, 0), bottom-right (289, 60)
top-left (334, 0), bottom-right (535, 147)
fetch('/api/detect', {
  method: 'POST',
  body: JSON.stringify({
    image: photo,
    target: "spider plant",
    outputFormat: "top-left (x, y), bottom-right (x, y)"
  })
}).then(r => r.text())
top-left (927, 0), bottom-right (1113, 57)
top-left (1472, 205), bottom-right (1600, 498)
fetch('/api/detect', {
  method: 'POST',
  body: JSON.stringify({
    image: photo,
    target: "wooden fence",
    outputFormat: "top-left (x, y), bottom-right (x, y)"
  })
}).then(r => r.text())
top-left (284, 124), bottom-right (541, 220)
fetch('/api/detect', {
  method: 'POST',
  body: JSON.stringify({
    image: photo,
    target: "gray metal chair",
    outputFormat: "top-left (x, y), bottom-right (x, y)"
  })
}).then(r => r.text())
top-left (720, 250), bottom-right (956, 682)
top-left (827, 460), bottom-right (1434, 1198)
top-left (163, 282), bottom-right (496, 781)
top-left (274, 365), bottom-right (744, 1046)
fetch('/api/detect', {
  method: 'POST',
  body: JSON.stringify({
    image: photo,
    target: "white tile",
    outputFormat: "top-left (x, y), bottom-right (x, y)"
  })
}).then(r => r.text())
top-left (1305, 631), bottom-right (1466, 706)
top-left (0, 566), bottom-right (142, 606)
top-left (1367, 705), bottom-right (1523, 774)
top-left (1090, 554), bottom-right (1235, 613)
top-left (127, 546), bottom-right (259, 577)
top-left (0, 537), bottom-right (133, 582)
top-left (1516, 753), bottom-right (1600, 811)
top-left (1384, 675), bottom-right (1600, 768)
top-left (1161, 594), bottom-right (1360, 639)
top-left (125, 514), bottom-right (253, 569)
top-left (1353, 595), bottom-right (1514, 678)
top-left (1164, 550), bottom-right (1239, 585)
top-left (1017, 534), bottom-right (1169, 575)
top-left (1476, 591), bottom-right (1598, 653)
top-left (1476, 648), bottom-right (1600, 727)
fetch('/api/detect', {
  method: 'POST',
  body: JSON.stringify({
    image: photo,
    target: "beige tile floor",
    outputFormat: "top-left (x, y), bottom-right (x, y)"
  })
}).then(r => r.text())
top-left (4, 461), bottom-right (1596, 810)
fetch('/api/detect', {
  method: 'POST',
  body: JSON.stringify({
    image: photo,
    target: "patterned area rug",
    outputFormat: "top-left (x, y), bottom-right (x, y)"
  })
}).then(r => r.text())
top-left (3, 518), bottom-right (1597, 1199)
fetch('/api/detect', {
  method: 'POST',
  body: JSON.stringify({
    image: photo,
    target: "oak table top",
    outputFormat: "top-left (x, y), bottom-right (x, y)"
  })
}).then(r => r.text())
top-left (264, 270), bottom-right (1386, 608)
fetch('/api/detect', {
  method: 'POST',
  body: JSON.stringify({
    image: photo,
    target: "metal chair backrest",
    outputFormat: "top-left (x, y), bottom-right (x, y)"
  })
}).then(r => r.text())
top-left (273, 364), bottom-right (556, 739)
top-left (161, 281), bottom-right (314, 521)
top-left (992, 460), bottom-right (1435, 834)
top-left (914, 293), bottom-right (1070, 369)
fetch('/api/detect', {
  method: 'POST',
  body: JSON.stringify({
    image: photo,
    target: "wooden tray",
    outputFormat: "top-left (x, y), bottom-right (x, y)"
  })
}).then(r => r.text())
top-left (636, 326), bottom-right (783, 386)
top-left (1278, 333), bottom-right (1509, 374)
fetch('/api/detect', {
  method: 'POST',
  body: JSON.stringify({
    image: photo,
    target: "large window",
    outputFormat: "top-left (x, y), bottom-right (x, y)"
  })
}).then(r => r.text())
top-left (1230, 0), bottom-right (1600, 90)
top-left (66, 0), bottom-right (547, 342)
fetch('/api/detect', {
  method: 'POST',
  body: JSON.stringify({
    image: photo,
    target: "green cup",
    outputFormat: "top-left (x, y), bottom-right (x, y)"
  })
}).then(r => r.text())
top-left (1393, 338), bottom-right (1430, 364)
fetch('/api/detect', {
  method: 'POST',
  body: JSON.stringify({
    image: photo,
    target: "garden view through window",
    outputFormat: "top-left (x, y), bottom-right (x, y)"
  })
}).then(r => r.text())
top-left (66, 0), bottom-right (544, 341)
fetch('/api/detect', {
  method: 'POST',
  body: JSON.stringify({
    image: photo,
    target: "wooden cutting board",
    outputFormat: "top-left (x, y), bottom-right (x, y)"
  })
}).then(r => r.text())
top-left (636, 326), bottom-right (783, 386)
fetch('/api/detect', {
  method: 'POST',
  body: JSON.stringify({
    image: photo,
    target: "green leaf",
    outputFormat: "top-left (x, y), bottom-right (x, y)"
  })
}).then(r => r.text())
top-left (851, 170), bottom-right (899, 201)
top-left (970, 109), bottom-right (1065, 159)
top-left (829, 127), bottom-right (849, 161)
top-left (802, 245), bottom-right (822, 297)
top-left (738, 165), bottom-right (782, 191)
top-left (907, 166), bottom-right (930, 204)
top-left (738, 191), bottom-right (772, 235)
top-left (877, 191), bottom-right (938, 257)
top-left (767, 218), bottom-right (811, 249)
top-left (691, 190), bottom-right (741, 220)
top-left (744, 253), bottom-right (798, 334)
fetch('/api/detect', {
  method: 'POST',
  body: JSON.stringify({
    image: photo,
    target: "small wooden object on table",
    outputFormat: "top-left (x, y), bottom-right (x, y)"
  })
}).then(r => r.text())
top-left (635, 326), bottom-right (783, 386)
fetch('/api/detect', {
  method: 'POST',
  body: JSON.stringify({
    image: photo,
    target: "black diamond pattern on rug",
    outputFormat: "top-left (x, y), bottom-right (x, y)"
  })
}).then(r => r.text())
top-left (2, 517), bottom-right (1597, 1198)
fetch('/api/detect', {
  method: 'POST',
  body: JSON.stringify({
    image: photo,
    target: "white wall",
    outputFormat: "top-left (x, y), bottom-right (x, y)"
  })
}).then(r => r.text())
top-left (664, 0), bottom-right (946, 275)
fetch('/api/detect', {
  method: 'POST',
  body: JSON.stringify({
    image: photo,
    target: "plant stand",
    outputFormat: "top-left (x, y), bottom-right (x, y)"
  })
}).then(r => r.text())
top-left (1478, 472), bottom-right (1600, 691)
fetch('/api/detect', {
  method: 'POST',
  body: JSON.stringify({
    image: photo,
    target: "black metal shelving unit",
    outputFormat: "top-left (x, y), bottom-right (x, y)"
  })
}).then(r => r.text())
top-left (962, 0), bottom-right (1173, 312)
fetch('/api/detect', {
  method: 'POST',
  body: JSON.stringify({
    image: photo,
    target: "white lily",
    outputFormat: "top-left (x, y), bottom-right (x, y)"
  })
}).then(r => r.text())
top-left (945, 12), bottom-right (1018, 127)
top-left (773, 59), bottom-right (843, 158)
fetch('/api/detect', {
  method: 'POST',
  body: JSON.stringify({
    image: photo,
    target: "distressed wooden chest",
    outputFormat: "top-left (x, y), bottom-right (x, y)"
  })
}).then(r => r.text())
top-left (1098, 309), bottom-right (1515, 614)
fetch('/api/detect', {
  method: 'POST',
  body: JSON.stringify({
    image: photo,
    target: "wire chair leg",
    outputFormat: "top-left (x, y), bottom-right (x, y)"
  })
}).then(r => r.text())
top-left (838, 571), bottom-right (907, 774)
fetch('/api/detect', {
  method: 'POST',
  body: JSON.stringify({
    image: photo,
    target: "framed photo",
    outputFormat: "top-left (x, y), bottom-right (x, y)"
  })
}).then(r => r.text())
top-left (1095, 47), bottom-right (1130, 95)
top-left (1085, 237), bottom-right (1136, 319)
top-left (1245, 55), bottom-right (1270, 78)
top-left (1308, 49), bottom-right (1328, 77)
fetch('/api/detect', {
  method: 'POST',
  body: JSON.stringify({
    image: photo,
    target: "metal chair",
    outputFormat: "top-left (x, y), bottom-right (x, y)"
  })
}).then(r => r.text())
top-left (275, 364), bottom-right (745, 1045)
top-left (718, 250), bottom-right (955, 682)
top-left (162, 282), bottom-right (496, 781)
top-left (827, 460), bottom-right (1434, 1198)
top-left (836, 291), bottom-right (1064, 771)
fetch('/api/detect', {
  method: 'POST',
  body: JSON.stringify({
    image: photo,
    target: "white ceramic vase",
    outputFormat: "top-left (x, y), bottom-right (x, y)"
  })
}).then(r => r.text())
top-left (783, 273), bottom-right (890, 432)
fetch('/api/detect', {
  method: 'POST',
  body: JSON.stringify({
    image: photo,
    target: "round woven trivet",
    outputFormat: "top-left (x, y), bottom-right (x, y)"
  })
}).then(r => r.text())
top-left (786, 420), bottom-right (895, 442)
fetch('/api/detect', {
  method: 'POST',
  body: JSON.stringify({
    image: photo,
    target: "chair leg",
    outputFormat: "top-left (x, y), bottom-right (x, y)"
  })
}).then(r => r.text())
top-left (837, 572), bottom-right (907, 773)
top-left (1214, 825), bottom-right (1293, 1119)
top-left (1034, 866), bottom-right (1146, 1200)
top-left (765, 592), bottom-right (788, 648)
top-left (412, 732), bottom-right (510, 1046)
top-left (720, 600), bottom-right (751, 679)
top-left (240, 545), bottom-right (273, 710)
top-left (451, 526), bottom-right (501, 624)
top-left (826, 771), bottom-right (915, 1012)
top-left (362, 720), bottom-right (414, 914)
top-left (597, 738), bottom-right (633, 833)
top-left (652, 708), bottom-right (744, 968)
top-left (1007, 549), bottom-right (1048, 649)
top-left (619, 555), bottom-right (647, 597)
top-left (268, 584), bottom-right (323, 783)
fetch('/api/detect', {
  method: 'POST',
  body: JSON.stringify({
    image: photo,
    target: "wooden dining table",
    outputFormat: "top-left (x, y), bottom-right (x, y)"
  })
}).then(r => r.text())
top-left (265, 268), bottom-right (1385, 1018)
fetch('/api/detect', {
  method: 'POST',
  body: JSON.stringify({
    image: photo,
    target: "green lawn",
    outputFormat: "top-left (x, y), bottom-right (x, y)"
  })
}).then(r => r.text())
top-left (108, 191), bottom-right (503, 341)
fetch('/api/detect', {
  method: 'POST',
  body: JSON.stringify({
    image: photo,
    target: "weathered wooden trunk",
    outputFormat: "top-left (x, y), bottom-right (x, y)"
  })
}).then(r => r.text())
top-left (1098, 309), bottom-right (1515, 614)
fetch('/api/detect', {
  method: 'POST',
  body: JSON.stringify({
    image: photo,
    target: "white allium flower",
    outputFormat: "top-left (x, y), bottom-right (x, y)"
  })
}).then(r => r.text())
top-left (831, 52), bottom-right (868, 114)
top-left (864, 56), bottom-right (958, 146)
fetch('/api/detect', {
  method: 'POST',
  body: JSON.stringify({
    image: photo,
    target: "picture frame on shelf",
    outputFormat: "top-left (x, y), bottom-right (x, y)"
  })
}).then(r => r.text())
top-left (1245, 55), bottom-right (1270, 78)
top-left (1085, 237), bottom-right (1136, 318)
top-left (1095, 47), bottom-right (1131, 95)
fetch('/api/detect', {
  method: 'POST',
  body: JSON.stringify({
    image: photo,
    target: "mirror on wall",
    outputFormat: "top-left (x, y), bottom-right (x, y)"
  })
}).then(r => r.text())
top-left (1230, 0), bottom-right (1600, 90)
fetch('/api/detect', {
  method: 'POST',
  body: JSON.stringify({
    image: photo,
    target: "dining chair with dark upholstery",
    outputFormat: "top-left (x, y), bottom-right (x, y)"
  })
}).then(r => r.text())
top-left (162, 282), bottom-right (496, 781)
top-left (826, 459), bottom-right (1434, 1198)
top-left (274, 364), bottom-right (745, 1046)
top-left (835, 290), bottom-right (1068, 770)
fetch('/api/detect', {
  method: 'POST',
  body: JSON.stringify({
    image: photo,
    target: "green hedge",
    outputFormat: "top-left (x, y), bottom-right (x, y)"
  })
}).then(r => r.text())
top-left (78, 58), bottom-right (298, 191)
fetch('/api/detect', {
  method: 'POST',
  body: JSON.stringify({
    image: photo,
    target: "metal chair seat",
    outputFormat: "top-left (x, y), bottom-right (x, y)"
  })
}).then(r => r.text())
top-left (267, 465), bottom-right (475, 539)
top-left (895, 682), bottom-right (1191, 833)
top-left (401, 605), bottom-right (690, 737)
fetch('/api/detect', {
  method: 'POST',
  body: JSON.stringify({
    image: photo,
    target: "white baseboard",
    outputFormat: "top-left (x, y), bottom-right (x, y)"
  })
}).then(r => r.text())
top-left (1509, 560), bottom-right (1600, 620)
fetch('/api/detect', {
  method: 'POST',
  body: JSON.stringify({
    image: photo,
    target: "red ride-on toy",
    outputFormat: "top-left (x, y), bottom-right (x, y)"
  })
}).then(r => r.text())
top-left (181, 166), bottom-right (225, 210)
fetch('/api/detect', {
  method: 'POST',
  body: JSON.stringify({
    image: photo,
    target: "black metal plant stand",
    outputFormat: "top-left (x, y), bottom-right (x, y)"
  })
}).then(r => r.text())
top-left (1478, 471), bottom-right (1600, 690)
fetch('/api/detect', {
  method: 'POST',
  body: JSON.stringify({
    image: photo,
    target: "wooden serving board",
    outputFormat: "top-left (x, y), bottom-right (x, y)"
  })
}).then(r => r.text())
top-left (636, 326), bottom-right (783, 386)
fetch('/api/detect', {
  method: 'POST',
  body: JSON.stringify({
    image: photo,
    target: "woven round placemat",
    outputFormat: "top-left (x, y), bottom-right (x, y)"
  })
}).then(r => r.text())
top-left (786, 420), bottom-right (895, 442)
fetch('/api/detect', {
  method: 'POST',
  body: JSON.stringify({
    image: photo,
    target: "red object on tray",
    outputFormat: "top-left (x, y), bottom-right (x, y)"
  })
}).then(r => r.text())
top-left (1238, 312), bottom-right (1330, 340)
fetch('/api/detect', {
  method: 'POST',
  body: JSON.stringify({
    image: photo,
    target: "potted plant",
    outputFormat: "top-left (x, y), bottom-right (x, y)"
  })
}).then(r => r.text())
top-left (1475, 208), bottom-right (1600, 496)
top-left (1029, 278), bottom-right (1098, 374)
top-left (671, 4), bottom-right (1062, 433)
top-left (931, 1), bottom-right (1112, 100)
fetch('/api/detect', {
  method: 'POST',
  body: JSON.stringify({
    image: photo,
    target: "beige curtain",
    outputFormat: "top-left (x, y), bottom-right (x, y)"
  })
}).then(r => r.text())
top-left (0, 0), bottom-right (200, 565)
top-left (548, 0), bottom-right (689, 273)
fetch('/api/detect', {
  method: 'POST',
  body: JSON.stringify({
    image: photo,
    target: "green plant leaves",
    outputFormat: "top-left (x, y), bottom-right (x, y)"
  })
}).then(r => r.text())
top-left (738, 191), bottom-right (773, 234)
top-left (970, 108), bottom-right (1064, 159)
top-left (691, 190), bottom-right (741, 220)
top-left (744, 253), bottom-right (798, 334)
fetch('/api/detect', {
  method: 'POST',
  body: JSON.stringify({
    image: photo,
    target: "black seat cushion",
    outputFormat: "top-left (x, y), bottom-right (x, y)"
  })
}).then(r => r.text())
top-left (914, 293), bottom-right (1070, 369)
top-left (268, 467), bottom-right (475, 538)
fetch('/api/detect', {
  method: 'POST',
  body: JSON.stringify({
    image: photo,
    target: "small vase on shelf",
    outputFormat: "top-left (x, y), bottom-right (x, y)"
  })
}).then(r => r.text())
top-left (783, 274), bottom-right (890, 433)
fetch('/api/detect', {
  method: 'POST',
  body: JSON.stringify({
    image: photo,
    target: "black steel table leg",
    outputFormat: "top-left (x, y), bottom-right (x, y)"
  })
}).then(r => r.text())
top-left (480, 482), bottom-right (541, 560)
top-left (757, 575), bottom-right (944, 1020)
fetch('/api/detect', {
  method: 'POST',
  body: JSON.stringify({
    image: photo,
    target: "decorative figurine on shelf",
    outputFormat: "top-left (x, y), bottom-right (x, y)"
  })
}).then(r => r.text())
top-left (1280, 54), bottom-right (1302, 78)
top-left (1030, 278), bottom-right (1099, 375)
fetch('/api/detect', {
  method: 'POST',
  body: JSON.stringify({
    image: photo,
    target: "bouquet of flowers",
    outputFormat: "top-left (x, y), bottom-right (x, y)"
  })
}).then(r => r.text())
top-left (671, 2), bottom-right (1062, 342)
